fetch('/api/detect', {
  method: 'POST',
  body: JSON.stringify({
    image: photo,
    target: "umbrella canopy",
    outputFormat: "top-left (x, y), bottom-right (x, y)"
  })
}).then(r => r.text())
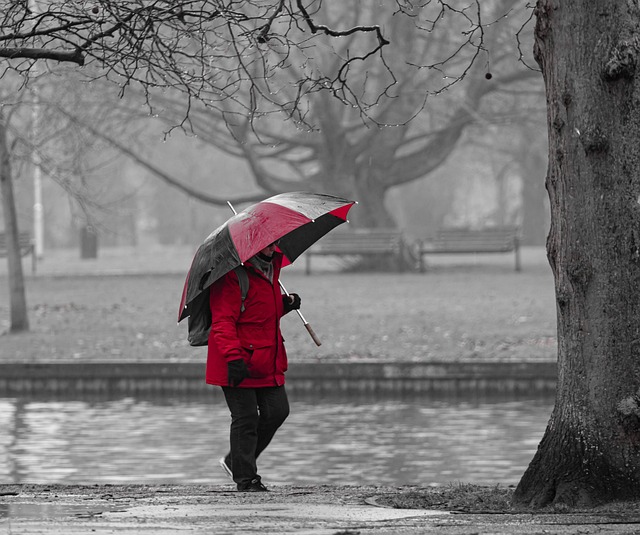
top-left (178, 192), bottom-right (356, 323)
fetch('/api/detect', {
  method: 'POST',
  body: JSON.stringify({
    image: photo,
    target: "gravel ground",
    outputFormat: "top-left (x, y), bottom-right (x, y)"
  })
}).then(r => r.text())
top-left (3, 483), bottom-right (640, 535)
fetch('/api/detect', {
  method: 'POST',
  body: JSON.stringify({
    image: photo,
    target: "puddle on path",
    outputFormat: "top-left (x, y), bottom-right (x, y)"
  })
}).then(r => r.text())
top-left (0, 502), bottom-right (125, 519)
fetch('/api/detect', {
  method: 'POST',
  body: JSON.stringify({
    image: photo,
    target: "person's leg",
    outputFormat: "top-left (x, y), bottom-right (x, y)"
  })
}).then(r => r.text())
top-left (255, 386), bottom-right (290, 460)
top-left (221, 387), bottom-right (259, 488)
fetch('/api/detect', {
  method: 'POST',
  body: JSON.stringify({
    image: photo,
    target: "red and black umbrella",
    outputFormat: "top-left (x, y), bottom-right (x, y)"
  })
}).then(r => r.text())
top-left (178, 192), bottom-right (356, 342)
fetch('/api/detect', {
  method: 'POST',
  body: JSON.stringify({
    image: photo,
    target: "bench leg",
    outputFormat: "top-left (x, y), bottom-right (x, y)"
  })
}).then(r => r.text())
top-left (514, 241), bottom-right (521, 272)
top-left (418, 253), bottom-right (425, 273)
top-left (305, 254), bottom-right (311, 276)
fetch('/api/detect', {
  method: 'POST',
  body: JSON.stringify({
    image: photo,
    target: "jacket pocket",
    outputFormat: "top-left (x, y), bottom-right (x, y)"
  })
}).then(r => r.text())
top-left (240, 340), bottom-right (275, 378)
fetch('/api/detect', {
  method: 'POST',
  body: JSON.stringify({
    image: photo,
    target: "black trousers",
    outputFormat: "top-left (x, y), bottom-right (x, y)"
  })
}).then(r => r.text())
top-left (221, 385), bottom-right (290, 488)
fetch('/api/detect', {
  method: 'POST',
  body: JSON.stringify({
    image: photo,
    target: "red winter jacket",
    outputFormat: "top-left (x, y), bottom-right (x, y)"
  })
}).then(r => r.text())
top-left (205, 253), bottom-right (289, 387)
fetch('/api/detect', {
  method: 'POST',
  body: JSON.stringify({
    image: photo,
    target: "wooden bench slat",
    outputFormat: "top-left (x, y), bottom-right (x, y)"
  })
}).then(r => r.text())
top-left (305, 229), bottom-right (409, 274)
top-left (0, 232), bottom-right (32, 247)
top-left (418, 226), bottom-right (521, 272)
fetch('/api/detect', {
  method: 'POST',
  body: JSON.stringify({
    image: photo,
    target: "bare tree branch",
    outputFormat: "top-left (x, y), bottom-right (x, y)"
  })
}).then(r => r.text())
top-left (0, 1), bottom-right (398, 123)
top-left (45, 103), bottom-right (265, 206)
top-left (0, 46), bottom-right (84, 64)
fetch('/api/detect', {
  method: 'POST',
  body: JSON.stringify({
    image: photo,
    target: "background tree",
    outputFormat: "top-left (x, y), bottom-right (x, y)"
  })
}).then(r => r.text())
top-left (465, 78), bottom-right (548, 244)
top-left (514, 1), bottom-right (640, 507)
top-left (0, 0), bottom-right (395, 332)
top-left (0, 106), bottom-right (29, 332)
top-left (0, 0), bottom-right (391, 119)
top-left (0, 2), bottom-right (547, 344)
top-left (144, 1), bottom-right (541, 228)
top-left (4, 2), bottom-right (545, 242)
top-left (516, 123), bottom-right (548, 245)
top-left (0, 75), bottom-right (119, 331)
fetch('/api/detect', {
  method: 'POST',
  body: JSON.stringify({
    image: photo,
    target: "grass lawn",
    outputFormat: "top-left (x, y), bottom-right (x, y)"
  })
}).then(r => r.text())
top-left (0, 247), bottom-right (558, 364)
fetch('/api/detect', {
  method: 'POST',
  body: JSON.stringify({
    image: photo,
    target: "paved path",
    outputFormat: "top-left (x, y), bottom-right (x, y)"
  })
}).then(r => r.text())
top-left (3, 484), bottom-right (639, 535)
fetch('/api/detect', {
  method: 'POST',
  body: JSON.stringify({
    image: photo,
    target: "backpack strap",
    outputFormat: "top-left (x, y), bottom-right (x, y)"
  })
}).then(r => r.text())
top-left (233, 265), bottom-right (249, 313)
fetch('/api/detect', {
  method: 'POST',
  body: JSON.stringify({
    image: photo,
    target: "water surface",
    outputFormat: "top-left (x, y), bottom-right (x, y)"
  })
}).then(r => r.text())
top-left (0, 397), bottom-right (551, 486)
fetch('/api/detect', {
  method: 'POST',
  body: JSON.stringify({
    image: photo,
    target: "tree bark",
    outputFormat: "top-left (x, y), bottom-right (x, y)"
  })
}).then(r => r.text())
top-left (514, 0), bottom-right (640, 507)
top-left (0, 114), bottom-right (29, 333)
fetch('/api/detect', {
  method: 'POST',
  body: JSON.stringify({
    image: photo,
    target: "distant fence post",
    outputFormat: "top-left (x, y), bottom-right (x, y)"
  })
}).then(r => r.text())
top-left (80, 225), bottom-right (98, 259)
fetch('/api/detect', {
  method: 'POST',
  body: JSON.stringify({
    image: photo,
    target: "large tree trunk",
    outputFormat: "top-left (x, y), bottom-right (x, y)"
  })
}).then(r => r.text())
top-left (0, 114), bottom-right (29, 332)
top-left (514, 1), bottom-right (640, 507)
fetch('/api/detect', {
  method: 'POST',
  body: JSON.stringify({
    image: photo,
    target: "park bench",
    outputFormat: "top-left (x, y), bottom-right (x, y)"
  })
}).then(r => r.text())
top-left (305, 228), bottom-right (413, 274)
top-left (0, 231), bottom-right (36, 273)
top-left (417, 226), bottom-right (521, 272)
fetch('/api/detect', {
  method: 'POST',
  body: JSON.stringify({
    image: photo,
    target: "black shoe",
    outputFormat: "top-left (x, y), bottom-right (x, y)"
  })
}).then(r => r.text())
top-left (238, 478), bottom-right (269, 492)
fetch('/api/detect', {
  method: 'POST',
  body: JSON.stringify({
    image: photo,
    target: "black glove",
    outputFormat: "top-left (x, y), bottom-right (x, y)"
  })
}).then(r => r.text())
top-left (227, 359), bottom-right (250, 387)
top-left (283, 293), bottom-right (301, 313)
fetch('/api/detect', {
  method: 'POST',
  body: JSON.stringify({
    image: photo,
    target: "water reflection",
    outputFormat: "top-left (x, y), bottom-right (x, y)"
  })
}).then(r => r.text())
top-left (0, 397), bottom-right (551, 486)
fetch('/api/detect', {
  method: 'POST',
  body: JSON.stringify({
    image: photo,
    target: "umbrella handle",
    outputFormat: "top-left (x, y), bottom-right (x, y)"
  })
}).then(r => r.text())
top-left (304, 321), bottom-right (322, 347)
top-left (228, 200), bottom-right (322, 347)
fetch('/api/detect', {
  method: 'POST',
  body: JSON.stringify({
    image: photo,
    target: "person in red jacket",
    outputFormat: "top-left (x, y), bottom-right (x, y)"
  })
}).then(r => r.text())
top-left (206, 241), bottom-right (301, 492)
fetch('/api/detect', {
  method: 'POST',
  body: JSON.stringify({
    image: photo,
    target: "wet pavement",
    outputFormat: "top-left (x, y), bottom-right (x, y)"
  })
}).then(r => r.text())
top-left (3, 484), bottom-right (640, 534)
